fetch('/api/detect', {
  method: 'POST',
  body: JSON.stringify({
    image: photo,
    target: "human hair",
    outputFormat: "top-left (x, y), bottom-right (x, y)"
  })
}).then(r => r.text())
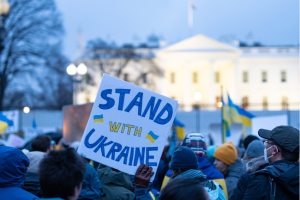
top-left (160, 178), bottom-right (208, 200)
top-left (270, 140), bottom-right (299, 162)
top-left (31, 134), bottom-right (51, 152)
top-left (39, 148), bottom-right (86, 199)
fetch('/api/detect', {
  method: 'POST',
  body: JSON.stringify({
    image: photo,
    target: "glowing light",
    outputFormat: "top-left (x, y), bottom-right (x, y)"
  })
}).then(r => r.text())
top-left (23, 107), bottom-right (30, 114)
top-left (77, 63), bottom-right (87, 75)
top-left (194, 92), bottom-right (202, 101)
top-left (66, 63), bottom-right (77, 75)
top-left (217, 102), bottom-right (223, 108)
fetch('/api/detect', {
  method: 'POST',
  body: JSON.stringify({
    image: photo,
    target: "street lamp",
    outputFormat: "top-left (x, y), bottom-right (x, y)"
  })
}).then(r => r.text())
top-left (23, 107), bottom-right (30, 114)
top-left (194, 92), bottom-right (202, 133)
top-left (66, 63), bottom-right (87, 104)
top-left (0, 0), bottom-right (10, 15)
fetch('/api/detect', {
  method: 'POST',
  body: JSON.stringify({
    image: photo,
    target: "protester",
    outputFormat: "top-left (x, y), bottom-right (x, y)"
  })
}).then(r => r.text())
top-left (39, 148), bottom-right (86, 200)
top-left (97, 163), bottom-right (155, 200)
top-left (214, 142), bottom-right (245, 197)
top-left (161, 133), bottom-right (227, 198)
top-left (0, 146), bottom-right (39, 200)
top-left (31, 134), bottom-right (53, 153)
top-left (207, 145), bottom-right (217, 164)
top-left (153, 145), bottom-right (170, 191)
top-left (160, 178), bottom-right (209, 200)
top-left (243, 126), bottom-right (299, 200)
top-left (22, 149), bottom-right (45, 197)
top-left (230, 140), bottom-right (268, 200)
top-left (168, 146), bottom-right (226, 200)
top-left (243, 135), bottom-right (259, 150)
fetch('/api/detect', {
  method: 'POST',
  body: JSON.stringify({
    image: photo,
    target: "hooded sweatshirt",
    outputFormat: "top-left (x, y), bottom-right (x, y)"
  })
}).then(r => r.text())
top-left (225, 158), bottom-right (245, 197)
top-left (244, 160), bottom-right (299, 200)
top-left (0, 146), bottom-right (39, 200)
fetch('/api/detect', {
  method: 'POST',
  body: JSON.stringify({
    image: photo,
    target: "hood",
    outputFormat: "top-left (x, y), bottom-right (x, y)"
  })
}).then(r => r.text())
top-left (198, 156), bottom-right (224, 179)
top-left (246, 156), bottom-right (268, 173)
top-left (174, 169), bottom-right (206, 179)
top-left (24, 151), bottom-right (46, 173)
top-left (0, 146), bottom-right (29, 188)
top-left (198, 156), bottom-right (211, 169)
top-left (97, 165), bottom-right (134, 191)
top-left (227, 158), bottom-right (245, 178)
top-left (256, 160), bottom-right (299, 199)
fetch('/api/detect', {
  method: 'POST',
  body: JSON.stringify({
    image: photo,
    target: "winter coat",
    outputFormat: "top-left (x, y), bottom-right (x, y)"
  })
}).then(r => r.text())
top-left (173, 169), bottom-right (226, 200)
top-left (243, 160), bottom-right (299, 200)
top-left (224, 158), bottom-right (245, 197)
top-left (229, 156), bottom-right (268, 200)
top-left (78, 163), bottom-right (105, 200)
top-left (0, 146), bottom-right (39, 200)
top-left (22, 151), bottom-right (46, 198)
top-left (97, 165), bottom-right (152, 200)
top-left (161, 157), bottom-right (228, 199)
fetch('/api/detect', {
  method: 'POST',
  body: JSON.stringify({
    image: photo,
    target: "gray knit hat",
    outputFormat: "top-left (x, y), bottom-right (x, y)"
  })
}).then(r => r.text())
top-left (246, 140), bottom-right (264, 158)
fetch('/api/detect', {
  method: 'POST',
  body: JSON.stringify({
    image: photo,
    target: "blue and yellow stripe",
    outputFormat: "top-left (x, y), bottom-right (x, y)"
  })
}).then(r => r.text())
top-left (94, 114), bottom-right (104, 123)
top-left (0, 112), bottom-right (13, 134)
top-left (145, 131), bottom-right (159, 143)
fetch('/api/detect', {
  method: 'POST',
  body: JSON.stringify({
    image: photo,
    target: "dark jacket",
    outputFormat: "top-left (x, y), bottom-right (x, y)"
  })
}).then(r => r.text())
top-left (97, 165), bottom-right (152, 200)
top-left (243, 160), bottom-right (299, 200)
top-left (23, 173), bottom-right (42, 198)
top-left (229, 156), bottom-right (268, 200)
top-left (225, 158), bottom-right (245, 197)
top-left (78, 163), bottom-right (105, 200)
top-left (0, 146), bottom-right (39, 200)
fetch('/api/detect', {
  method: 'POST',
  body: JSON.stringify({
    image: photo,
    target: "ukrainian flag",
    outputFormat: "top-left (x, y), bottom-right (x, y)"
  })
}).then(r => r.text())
top-left (228, 94), bottom-right (255, 127)
top-left (94, 115), bottom-right (104, 123)
top-left (145, 131), bottom-right (159, 143)
top-left (173, 118), bottom-right (185, 140)
top-left (222, 97), bottom-right (231, 142)
top-left (0, 112), bottom-right (13, 134)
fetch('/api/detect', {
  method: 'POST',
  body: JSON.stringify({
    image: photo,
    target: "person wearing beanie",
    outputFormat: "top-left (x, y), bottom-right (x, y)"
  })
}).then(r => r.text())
top-left (230, 140), bottom-right (269, 200)
top-left (214, 142), bottom-right (245, 197)
top-left (168, 146), bottom-right (226, 200)
top-left (161, 133), bottom-right (227, 199)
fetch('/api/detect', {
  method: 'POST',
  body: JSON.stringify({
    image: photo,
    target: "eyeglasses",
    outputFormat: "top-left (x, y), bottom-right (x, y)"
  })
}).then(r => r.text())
top-left (263, 140), bottom-right (274, 147)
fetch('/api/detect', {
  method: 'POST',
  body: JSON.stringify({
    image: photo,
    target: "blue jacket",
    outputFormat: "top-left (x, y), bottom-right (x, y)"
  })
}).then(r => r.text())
top-left (0, 146), bottom-right (39, 200)
top-left (197, 157), bottom-right (224, 180)
top-left (78, 163), bottom-right (105, 200)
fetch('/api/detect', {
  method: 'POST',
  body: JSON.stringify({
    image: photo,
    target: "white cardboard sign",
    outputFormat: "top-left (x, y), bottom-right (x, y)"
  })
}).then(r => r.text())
top-left (78, 74), bottom-right (179, 177)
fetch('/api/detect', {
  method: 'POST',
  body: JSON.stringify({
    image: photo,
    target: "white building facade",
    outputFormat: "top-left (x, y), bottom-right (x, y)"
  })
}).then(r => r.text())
top-left (156, 35), bottom-right (299, 110)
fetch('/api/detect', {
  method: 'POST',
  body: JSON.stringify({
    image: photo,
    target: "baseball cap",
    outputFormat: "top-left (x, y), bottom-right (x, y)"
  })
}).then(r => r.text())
top-left (258, 126), bottom-right (299, 153)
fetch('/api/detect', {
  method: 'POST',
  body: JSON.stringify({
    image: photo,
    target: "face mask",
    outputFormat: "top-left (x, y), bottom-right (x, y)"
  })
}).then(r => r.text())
top-left (264, 145), bottom-right (276, 163)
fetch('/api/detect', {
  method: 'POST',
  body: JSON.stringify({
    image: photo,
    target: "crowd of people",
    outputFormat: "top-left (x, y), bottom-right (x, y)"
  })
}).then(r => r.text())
top-left (0, 125), bottom-right (299, 200)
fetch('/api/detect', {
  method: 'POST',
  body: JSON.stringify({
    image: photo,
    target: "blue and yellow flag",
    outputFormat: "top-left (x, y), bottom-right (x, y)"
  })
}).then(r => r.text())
top-left (228, 94), bottom-right (255, 127)
top-left (222, 97), bottom-right (231, 142)
top-left (145, 131), bottom-right (159, 143)
top-left (173, 118), bottom-right (185, 140)
top-left (0, 112), bottom-right (13, 134)
top-left (94, 115), bottom-right (104, 123)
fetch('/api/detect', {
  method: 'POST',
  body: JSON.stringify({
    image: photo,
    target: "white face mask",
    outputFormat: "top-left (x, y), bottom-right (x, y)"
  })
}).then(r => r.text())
top-left (264, 145), bottom-right (277, 163)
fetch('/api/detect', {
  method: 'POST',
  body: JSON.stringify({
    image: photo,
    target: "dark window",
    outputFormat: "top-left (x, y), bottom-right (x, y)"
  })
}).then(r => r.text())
top-left (215, 72), bottom-right (220, 83)
top-left (262, 71), bottom-right (267, 82)
top-left (262, 97), bottom-right (268, 110)
top-left (124, 73), bottom-right (129, 81)
top-left (142, 73), bottom-right (147, 84)
top-left (242, 96), bottom-right (249, 109)
top-left (281, 71), bottom-right (286, 82)
top-left (243, 71), bottom-right (248, 83)
top-left (192, 72), bottom-right (198, 83)
top-left (170, 72), bottom-right (175, 83)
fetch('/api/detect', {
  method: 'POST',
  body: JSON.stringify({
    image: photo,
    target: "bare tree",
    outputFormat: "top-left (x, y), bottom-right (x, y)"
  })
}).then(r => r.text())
top-left (0, 0), bottom-right (64, 110)
top-left (84, 38), bottom-right (162, 90)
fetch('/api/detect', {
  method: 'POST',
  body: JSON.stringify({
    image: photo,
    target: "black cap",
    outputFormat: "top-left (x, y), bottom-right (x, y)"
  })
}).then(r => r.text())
top-left (258, 126), bottom-right (299, 153)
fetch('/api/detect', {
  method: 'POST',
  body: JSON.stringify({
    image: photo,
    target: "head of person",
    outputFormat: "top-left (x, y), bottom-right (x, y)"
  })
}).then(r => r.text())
top-left (243, 135), bottom-right (259, 149)
top-left (170, 146), bottom-right (198, 178)
top-left (243, 140), bottom-right (264, 163)
top-left (214, 142), bottom-right (237, 175)
top-left (31, 134), bottom-right (52, 153)
top-left (259, 126), bottom-right (299, 164)
top-left (39, 148), bottom-right (86, 200)
top-left (160, 178), bottom-right (209, 200)
top-left (0, 146), bottom-right (29, 188)
top-left (207, 145), bottom-right (217, 163)
top-left (181, 133), bottom-right (207, 157)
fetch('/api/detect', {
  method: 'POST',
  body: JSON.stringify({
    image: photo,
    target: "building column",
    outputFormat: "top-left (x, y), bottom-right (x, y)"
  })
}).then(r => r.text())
top-left (184, 64), bottom-right (192, 111)
top-left (209, 62), bottom-right (216, 110)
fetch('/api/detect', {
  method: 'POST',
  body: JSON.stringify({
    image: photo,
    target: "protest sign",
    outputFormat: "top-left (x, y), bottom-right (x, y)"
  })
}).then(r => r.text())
top-left (78, 74), bottom-right (179, 177)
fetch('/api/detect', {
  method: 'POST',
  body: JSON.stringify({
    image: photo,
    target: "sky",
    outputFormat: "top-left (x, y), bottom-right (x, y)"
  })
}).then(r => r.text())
top-left (55, 0), bottom-right (299, 60)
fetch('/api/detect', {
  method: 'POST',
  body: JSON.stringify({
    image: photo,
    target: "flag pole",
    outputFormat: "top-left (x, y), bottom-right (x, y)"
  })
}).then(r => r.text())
top-left (221, 85), bottom-right (225, 144)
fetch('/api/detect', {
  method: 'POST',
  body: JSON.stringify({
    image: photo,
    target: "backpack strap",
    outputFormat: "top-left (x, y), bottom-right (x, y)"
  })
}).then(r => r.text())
top-left (269, 176), bottom-right (276, 200)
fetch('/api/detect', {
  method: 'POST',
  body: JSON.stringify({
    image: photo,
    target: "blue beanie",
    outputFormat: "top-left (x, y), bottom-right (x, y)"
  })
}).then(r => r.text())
top-left (170, 146), bottom-right (198, 169)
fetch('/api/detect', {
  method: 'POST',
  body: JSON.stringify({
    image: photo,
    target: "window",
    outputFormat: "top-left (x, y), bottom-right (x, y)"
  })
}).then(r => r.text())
top-left (242, 96), bottom-right (249, 109)
top-left (243, 71), bottom-right (248, 83)
top-left (282, 96), bottom-right (288, 109)
top-left (215, 72), bottom-right (220, 83)
top-left (141, 73), bottom-right (147, 84)
top-left (216, 96), bottom-right (222, 109)
top-left (281, 71), bottom-right (286, 82)
top-left (262, 96), bottom-right (268, 110)
top-left (192, 72), bottom-right (198, 83)
top-left (170, 72), bottom-right (175, 83)
top-left (124, 73), bottom-right (129, 82)
top-left (262, 71), bottom-right (267, 82)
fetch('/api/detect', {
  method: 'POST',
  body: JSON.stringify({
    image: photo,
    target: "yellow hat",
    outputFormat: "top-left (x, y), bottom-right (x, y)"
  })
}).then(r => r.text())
top-left (214, 142), bottom-right (237, 165)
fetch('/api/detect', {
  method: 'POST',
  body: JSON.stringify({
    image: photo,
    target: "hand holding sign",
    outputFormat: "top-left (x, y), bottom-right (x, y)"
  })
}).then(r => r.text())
top-left (135, 164), bottom-right (154, 189)
top-left (77, 74), bottom-right (179, 179)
